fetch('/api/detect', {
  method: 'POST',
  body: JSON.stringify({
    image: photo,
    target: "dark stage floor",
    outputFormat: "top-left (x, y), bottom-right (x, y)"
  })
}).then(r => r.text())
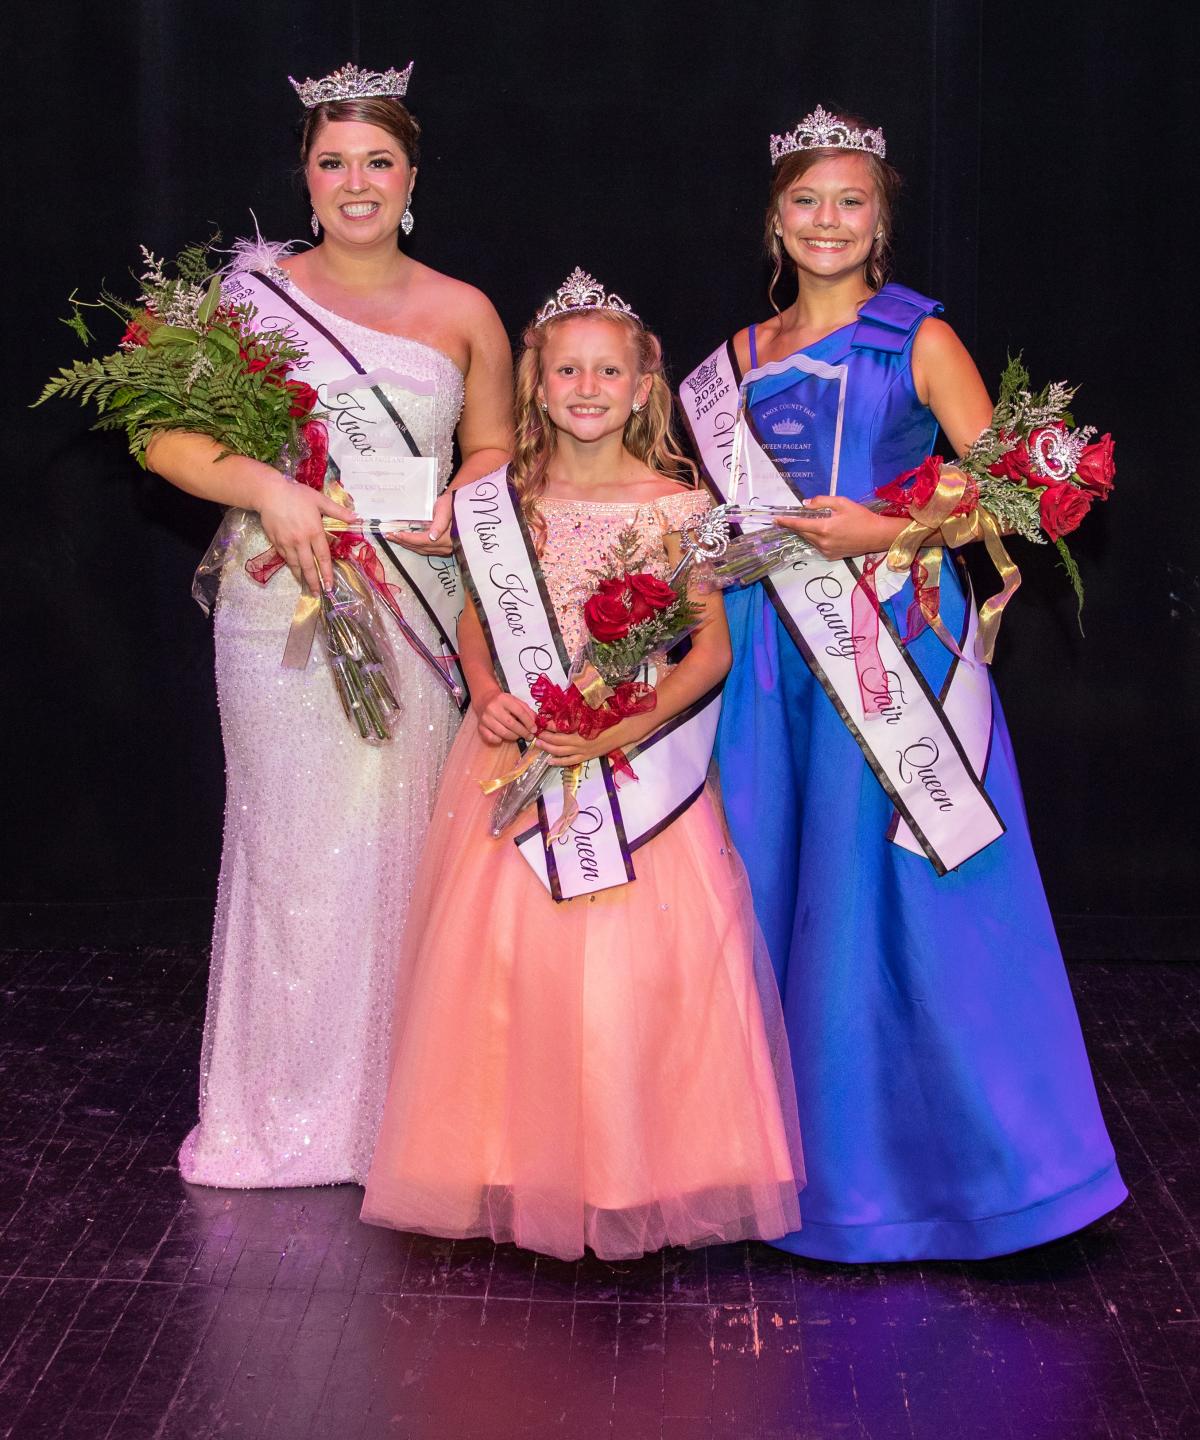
top-left (0, 948), bottom-right (1196, 1440)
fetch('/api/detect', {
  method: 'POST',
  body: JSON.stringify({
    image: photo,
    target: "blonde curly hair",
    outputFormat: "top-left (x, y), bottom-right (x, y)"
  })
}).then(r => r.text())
top-left (512, 310), bottom-right (697, 539)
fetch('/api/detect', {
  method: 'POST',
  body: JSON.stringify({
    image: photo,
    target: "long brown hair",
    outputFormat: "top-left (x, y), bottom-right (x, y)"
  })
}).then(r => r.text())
top-left (764, 108), bottom-right (902, 311)
top-left (512, 311), bottom-right (697, 537)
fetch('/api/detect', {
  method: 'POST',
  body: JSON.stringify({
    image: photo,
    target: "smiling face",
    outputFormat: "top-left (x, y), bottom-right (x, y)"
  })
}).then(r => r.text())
top-left (773, 152), bottom-right (881, 285)
top-left (306, 119), bottom-right (415, 246)
top-left (536, 314), bottom-right (653, 445)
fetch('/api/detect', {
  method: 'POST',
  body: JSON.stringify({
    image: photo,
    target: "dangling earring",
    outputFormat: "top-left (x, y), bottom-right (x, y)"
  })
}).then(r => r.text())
top-left (311, 209), bottom-right (320, 238)
top-left (401, 200), bottom-right (415, 236)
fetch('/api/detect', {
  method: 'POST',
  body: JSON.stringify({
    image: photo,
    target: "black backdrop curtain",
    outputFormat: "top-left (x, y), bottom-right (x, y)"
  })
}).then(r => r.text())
top-left (2, 2), bottom-right (1195, 954)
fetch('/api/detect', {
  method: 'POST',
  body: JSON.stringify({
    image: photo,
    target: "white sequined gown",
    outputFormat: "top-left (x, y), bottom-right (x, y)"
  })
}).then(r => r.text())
top-left (179, 277), bottom-right (465, 1188)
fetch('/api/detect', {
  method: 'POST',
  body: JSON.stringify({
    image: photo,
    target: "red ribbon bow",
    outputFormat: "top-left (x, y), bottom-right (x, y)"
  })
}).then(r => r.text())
top-left (530, 675), bottom-right (656, 742)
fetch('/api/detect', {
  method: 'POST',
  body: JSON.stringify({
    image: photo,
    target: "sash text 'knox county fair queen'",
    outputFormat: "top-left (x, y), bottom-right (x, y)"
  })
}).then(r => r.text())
top-left (680, 343), bottom-right (1002, 874)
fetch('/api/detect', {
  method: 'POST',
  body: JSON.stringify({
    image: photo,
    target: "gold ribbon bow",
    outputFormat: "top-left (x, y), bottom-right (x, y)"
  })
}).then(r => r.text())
top-left (885, 464), bottom-right (1021, 664)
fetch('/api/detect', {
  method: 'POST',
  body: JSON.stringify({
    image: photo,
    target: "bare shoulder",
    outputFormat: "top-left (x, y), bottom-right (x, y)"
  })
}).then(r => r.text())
top-left (912, 316), bottom-right (992, 440)
top-left (731, 325), bottom-right (754, 374)
top-left (646, 478), bottom-right (696, 501)
top-left (731, 318), bottom-right (772, 374)
top-left (628, 471), bottom-right (704, 505)
top-left (412, 263), bottom-right (502, 322)
top-left (912, 316), bottom-right (971, 365)
top-left (911, 316), bottom-right (983, 399)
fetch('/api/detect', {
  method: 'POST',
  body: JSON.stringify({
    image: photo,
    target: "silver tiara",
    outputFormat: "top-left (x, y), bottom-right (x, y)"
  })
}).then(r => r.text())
top-left (288, 61), bottom-right (414, 109)
top-left (534, 268), bottom-right (640, 327)
top-left (769, 105), bottom-right (886, 164)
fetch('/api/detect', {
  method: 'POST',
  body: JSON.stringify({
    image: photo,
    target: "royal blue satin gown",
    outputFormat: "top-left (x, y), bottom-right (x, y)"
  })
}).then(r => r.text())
top-left (715, 284), bottom-right (1126, 1261)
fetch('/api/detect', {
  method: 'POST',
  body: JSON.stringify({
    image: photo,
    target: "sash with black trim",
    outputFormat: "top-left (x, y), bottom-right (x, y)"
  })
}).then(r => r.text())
top-left (226, 268), bottom-right (464, 695)
top-left (679, 327), bottom-right (1002, 874)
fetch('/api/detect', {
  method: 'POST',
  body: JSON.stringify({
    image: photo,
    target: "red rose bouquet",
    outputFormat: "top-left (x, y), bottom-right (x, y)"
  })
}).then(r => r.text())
top-left (871, 355), bottom-right (1115, 660)
top-left (35, 238), bottom-right (410, 742)
top-left (36, 238), bottom-right (318, 466)
top-left (691, 356), bottom-right (1115, 666)
top-left (487, 525), bottom-right (702, 836)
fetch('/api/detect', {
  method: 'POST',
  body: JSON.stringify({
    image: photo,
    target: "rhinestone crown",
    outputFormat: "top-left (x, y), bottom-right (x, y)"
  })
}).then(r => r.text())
top-left (289, 61), bottom-right (414, 109)
top-left (534, 267), bottom-right (640, 327)
top-left (769, 105), bottom-right (886, 165)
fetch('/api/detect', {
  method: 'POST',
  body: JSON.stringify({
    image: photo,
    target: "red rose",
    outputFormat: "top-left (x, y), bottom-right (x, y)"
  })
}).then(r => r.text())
top-left (245, 355), bottom-right (287, 386)
top-left (584, 592), bottom-right (633, 643)
top-left (1039, 481), bottom-right (1093, 541)
top-left (1074, 433), bottom-right (1115, 500)
top-left (627, 591), bottom-right (654, 624)
top-left (595, 575), bottom-right (628, 600)
top-left (988, 436), bottom-right (1034, 483)
top-left (626, 571), bottom-right (677, 624)
top-left (286, 380), bottom-right (319, 418)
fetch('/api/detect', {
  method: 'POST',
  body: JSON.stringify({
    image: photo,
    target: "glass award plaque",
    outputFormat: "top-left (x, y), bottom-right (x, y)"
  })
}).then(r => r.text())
top-left (321, 367), bottom-right (440, 524)
top-left (730, 353), bottom-right (849, 511)
top-left (337, 456), bottom-right (438, 526)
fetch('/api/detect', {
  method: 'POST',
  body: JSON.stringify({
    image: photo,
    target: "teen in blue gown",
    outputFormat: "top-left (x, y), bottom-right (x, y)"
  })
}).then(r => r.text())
top-left (710, 111), bottom-right (1126, 1262)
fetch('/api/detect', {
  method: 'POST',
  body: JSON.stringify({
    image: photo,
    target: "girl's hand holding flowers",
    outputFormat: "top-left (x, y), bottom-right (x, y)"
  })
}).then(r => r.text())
top-left (536, 716), bottom-right (642, 769)
top-left (475, 685), bottom-right (537, 746)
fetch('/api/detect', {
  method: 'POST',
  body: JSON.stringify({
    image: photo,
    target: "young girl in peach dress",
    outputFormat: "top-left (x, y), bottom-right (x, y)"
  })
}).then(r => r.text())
top-left (360, 270), bottom-right (803, 1261)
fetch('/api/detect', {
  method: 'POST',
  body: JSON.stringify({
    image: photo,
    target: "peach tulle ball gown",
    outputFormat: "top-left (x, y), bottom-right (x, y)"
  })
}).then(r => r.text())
top-left (361, 487), bottom-right (804, 1261)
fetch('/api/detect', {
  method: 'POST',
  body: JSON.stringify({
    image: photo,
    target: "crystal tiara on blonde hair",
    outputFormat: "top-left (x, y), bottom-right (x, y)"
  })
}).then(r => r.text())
top-left (534, 267), bottom-right (641, 327)
top-left (769, 105), bottom-right (886, 164)
top-left (288, 61), bottom-right (414, 109)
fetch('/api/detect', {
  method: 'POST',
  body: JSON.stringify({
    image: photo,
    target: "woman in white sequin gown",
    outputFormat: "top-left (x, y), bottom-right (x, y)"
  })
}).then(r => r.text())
top-left (148, 79), bottom-right (513, 1187)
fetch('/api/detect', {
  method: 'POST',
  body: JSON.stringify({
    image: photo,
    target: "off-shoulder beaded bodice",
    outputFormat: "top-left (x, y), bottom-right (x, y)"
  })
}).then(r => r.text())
top-left (537, 488), bottom-right (711, 657)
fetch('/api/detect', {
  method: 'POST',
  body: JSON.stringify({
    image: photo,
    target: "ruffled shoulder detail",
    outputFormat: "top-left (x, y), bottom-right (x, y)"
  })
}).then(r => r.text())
top-left (852, 283), bottom-right (943, 354)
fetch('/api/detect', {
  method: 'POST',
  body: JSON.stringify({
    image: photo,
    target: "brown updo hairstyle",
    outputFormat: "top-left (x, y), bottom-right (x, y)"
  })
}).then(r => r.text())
top-left (764, 107), bottom-right (901, 311)
top-left (513, 310), bottom-right (698, 543)
top-left (300, 96), bottom-right (421, 167)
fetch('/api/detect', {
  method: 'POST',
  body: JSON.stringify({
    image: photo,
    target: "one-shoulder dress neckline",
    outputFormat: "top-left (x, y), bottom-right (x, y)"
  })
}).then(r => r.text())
top-left (270, 265), bottom-right (467, 382)
top-left (748, 315), bottom-right (858, 370)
